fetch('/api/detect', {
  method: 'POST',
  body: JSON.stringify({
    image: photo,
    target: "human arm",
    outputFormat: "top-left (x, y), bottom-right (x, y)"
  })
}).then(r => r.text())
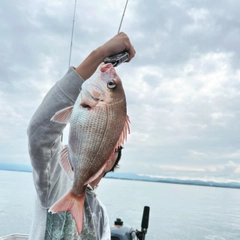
top-left (27, 68), bottom-right (84, 208)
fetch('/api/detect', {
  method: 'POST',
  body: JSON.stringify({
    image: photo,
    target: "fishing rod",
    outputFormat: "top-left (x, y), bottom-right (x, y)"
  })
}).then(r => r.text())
top-left (104, 0), bottom-right (130, 67)
top-left (117, 0), bottom-right (129, 34)
top-left (68, 0), bottom-right (129, 68)
top-left (68, 0), bottom-right (78, 68)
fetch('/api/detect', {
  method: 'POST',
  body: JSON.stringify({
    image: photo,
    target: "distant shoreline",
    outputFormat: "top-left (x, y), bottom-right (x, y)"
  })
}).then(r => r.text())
top-left (105, 176), bottom-right (240, 190)
top-left (0, 167), bottom-right (32, 173)
top-left (1, 167), bottom-right (239, 190)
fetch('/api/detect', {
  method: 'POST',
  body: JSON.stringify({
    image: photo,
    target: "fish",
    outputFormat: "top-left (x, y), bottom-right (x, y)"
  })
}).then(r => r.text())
top-left (48, 63), bottom-right (130, 234)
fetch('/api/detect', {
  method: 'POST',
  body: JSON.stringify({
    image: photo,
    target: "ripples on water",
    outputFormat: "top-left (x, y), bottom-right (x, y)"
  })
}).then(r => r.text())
top-left (0, 170), bottom-right (240, 240)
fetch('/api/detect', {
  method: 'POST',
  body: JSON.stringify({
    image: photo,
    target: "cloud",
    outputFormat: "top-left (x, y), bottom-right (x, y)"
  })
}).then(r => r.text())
top-left (122, 51), bottom-right (239, 146)
top-left (0, 0), bottom-right (239, 182)
top-left (146, 160), bottom-right (240, 182)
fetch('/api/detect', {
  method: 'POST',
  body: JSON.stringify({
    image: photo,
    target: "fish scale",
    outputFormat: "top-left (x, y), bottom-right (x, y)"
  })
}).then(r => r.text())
top-left (70, 99), bottom-right (126, 183)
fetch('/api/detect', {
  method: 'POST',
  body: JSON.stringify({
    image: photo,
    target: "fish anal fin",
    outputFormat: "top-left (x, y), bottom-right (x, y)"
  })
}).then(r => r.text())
top-left (60, 146), bottom-right (74, 181)
top-left (49, 191), bottom-right (85, 234)
top-left (84, 161), bottom-right (108, 186)
top-left (51, 106), bottom-right (74, 124)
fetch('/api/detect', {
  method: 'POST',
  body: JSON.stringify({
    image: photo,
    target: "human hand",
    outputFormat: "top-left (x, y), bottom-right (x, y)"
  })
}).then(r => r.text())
top-left (99, 32), bottom-right (136, 62)
top-left (75, 32), bottom-right (135, 80)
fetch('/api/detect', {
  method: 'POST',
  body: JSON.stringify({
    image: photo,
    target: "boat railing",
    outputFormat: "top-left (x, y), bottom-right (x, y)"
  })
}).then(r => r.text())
top-left (0, 234), bottom-right (29, 240)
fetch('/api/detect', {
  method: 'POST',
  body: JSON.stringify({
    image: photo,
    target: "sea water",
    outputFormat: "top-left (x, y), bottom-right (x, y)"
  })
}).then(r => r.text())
top-left (0, 170), bottom-right (239, 240)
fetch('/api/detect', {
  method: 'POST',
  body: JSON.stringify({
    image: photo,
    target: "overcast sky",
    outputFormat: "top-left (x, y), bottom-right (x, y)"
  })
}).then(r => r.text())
top-left (1, 0), bottom-right (240, 183)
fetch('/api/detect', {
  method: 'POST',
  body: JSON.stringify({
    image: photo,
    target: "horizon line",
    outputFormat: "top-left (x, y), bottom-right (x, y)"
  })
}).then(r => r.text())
top-left (0, 165), bottom-right (239, 189)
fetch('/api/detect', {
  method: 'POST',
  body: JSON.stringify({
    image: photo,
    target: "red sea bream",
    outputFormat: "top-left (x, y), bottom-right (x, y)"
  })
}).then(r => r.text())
top-left (49, 63), bottom-right (130, 234)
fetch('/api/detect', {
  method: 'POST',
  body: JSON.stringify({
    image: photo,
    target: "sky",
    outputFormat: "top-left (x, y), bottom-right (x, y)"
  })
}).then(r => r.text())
top-left (1, 0), bottom-right (240, 183)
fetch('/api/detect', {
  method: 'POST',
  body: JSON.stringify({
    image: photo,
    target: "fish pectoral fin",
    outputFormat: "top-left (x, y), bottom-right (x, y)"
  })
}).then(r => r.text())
top-left (116, 115), bottom-right (131, 148)
top-left (51, 106), bottom-right (74, 124)
top-left (60, 146), bottom-right (74, 181)
top-left (49, 191), bottom-right (85, 234)
top-left (84, 161), bottom-right (108, 186)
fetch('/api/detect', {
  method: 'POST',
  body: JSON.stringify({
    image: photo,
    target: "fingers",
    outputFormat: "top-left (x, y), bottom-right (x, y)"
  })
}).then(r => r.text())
top-left (100, 32), bottom-right (136, 62)
top-left (128, 45), bottom-right (136, 62)
top-left (117, 32), bottom-right (136, 62)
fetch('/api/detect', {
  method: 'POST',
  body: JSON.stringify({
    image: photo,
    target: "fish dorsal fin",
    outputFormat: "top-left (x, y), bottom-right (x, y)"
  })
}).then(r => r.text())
top-left (84, 161), bottom-right (108, 186)
top-left (116, 115), bottom-right (130, 148)
top-left (51, 106), bottom-right (74, 124)
top-left (60, 145), bottom-right (74, 181)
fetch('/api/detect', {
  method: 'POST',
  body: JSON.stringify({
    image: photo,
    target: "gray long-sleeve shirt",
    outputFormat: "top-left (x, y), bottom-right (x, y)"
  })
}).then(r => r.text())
top-left (27, 67), bottom-right (110, 240)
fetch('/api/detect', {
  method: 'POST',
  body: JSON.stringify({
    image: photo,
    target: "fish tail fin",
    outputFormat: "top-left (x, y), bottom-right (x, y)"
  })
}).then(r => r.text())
top-left (49, 191), bottom-right (85, 234)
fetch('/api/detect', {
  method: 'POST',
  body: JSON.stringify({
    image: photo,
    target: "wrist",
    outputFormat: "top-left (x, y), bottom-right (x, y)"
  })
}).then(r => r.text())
top-left (75, 48), bottom-right (105, 81)
top-left (95, 46), bottom-right (108, 61)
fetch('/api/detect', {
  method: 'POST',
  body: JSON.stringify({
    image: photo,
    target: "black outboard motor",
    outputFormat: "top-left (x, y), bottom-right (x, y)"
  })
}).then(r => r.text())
top-left (110, 206), bottom-right (150, 240)
top-left (111, 218), bottom-right (136, 240)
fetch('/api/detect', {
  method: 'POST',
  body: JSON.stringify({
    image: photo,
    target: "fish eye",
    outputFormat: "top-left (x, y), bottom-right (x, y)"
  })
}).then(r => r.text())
top-left (107, 79), bottom-right (117, 89)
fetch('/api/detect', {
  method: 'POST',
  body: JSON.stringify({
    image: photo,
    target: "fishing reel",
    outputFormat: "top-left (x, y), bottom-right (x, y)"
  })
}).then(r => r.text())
top-left (104, 52), bottom-right (129, 67)
top-left (111, 206), bottom-right (150, 240)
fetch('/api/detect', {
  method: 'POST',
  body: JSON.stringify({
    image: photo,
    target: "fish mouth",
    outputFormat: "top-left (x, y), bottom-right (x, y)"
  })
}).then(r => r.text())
top-left (100, 63), bottom-right (114, 72)
top-left (100, 63), bottom-right (119, 80)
